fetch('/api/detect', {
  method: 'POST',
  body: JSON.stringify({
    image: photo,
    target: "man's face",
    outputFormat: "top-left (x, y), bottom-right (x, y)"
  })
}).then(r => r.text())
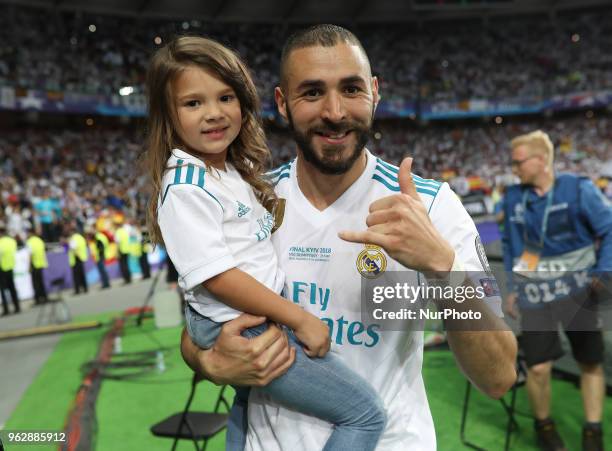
top-left (275, 43), bottom-right (379, 175)
top-left (511, 144), bottom-right (544, 185)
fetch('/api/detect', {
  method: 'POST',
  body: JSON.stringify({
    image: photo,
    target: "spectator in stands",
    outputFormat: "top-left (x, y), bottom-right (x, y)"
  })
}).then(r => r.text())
top-left (2, 5), bottom-right (612, 105)
top-left (34, 188), bottom-right (59, 242)
top-left (0, 113), bottom-right (609, 235)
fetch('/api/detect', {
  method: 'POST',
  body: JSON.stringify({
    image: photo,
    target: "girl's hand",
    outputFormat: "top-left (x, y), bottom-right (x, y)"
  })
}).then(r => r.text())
top-left (293, 313), bottom-right (331, 358)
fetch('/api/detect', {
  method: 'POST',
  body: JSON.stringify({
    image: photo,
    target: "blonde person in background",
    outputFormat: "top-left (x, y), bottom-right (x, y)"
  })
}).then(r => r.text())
top-left (502, 130), bottom-right (611, 451)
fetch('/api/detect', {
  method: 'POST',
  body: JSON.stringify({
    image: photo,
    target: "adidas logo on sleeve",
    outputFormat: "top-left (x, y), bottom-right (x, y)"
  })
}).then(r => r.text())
top-left (237, 201), bottom-right (251, 217)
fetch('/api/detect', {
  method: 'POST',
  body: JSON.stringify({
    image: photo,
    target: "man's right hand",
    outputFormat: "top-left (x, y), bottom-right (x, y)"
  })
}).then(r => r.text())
top-left (180, 313), bottom-right (295, 386)
top-left (503, 292), bottom-right (519, 319)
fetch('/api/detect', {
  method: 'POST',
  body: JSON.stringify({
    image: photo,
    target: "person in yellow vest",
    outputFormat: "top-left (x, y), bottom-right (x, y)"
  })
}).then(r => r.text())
top-left (86, 228), bottom-right (110, 289)
top-left (67, 226), bottom-right (88, 295)
top-left (26, 229), bottom-right (49, 305)
top-left (129, 223), bottom-right (151, 280)
top-left (139, 225), bottom-right (152, 280)
top-left (115, 219), bottom-right (132, 284)
top-left (0, 225), bottom-right (20, 315)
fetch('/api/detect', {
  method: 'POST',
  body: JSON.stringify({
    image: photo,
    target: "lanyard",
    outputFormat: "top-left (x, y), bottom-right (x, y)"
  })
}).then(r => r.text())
top-left (521, 185), bottom-right (554, 249)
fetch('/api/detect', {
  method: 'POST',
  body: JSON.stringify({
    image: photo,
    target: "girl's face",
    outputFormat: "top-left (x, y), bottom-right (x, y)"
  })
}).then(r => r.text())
top-left (173, 66), bottom-right (242, 169)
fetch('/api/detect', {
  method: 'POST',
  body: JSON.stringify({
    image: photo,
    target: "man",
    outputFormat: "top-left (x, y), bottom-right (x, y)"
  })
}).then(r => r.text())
top-left (181, 25), bottom-right (517, 450)
top-left (133, 223), bottom-right (151, 280)
top-left (0, 225), bottom-right (20, 315)
top-left (115, 219), bottom-right (132, 284)
top-left (86, 228), bottom-right (110, 289)
top-left (34, 189), bottom-right (57, 242)
top-left (502, 130), bottom-right (611, 451)
top-left (26, 229), bottom-right (49, 304)
top-left (67, 227), bottom-right (88, 295)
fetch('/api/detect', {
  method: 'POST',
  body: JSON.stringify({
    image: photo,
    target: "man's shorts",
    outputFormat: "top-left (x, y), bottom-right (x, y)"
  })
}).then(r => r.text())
top-left (519, 330), bottom-right (604, 367)
top-left (519, 298), bottom-right (604, 367)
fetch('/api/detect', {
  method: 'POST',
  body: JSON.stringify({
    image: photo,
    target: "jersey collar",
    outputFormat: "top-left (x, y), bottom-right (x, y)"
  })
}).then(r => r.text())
top-left (288, 148), bottom-right (377, 223)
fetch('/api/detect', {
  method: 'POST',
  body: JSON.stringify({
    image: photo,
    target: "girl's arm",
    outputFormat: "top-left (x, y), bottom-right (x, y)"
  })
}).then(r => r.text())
top-left (203, 268), bottom-right (330, 357)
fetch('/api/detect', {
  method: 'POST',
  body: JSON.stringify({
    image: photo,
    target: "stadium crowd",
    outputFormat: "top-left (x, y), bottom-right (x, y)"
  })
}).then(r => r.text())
top-left (1, 4), bottom-right (611, 103)
top-left (0, 3), bottom-right (610, 278)
top-left (0, 113), bottom-right (610, 243)
top-left (369, 114), bottom-right (612, 185)
top-left (0, 128), bottom-right (148, 241)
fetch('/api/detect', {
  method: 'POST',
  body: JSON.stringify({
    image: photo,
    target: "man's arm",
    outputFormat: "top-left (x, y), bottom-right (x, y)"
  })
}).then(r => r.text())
top-left (339, 157), bottom-right (517, 399)
top-left (439, 286), bottom-right (517, 399)
top-left (180, 313), bottom-right (295, 386)
top-left (580, 179), bottom-right (612, 272)
top-left (501, 190), bottom-right (520, 318)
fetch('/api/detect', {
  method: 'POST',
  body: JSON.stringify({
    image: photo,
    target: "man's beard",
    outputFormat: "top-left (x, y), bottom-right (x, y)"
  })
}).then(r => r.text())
top-left (286, 107), bottom-right (372, 175)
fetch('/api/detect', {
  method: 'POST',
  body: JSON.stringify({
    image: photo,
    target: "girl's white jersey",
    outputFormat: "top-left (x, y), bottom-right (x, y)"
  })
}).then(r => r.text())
top-left (245, 150), bottom-right (502, 451)
top-left (158, 149), bottom-right (284, 322)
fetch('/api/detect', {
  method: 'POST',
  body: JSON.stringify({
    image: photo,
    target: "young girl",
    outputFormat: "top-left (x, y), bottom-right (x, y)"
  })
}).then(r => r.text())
top-left (145, 36), bottom-right (386, 451)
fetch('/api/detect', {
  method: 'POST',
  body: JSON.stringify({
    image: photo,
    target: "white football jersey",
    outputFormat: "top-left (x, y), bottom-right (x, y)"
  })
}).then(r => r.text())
top-left (245, 150), bottom-right (501, 451)
top-left (158, 149), bottom-right (284, 322)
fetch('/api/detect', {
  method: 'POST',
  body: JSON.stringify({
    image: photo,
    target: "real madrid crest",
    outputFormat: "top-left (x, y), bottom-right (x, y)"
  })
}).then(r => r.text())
top-left (356, 244), bottom-right (387, 279)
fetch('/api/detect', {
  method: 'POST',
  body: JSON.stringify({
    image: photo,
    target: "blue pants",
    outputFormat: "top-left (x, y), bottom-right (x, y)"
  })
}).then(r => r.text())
top-left (185, 305), bottom-right (387, 451)
top-left (97, 260), bottom-right (110, 288)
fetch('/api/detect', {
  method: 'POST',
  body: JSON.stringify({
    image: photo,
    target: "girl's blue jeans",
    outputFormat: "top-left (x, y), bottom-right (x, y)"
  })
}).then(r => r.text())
top-left (185, 304), bottom-right (387, 451)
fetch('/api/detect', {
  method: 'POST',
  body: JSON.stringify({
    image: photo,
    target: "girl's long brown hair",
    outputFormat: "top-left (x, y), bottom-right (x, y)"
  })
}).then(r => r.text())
top-left (145, 36), bottom-right (277, 245)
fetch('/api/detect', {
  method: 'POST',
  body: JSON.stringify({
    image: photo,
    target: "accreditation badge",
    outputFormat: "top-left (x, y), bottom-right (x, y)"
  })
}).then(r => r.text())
top-left (513, 243), bottom-right (541, 273)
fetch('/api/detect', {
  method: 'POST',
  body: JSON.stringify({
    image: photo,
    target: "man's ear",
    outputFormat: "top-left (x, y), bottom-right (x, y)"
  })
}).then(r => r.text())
top-left (275, 86), bottom-right (288, 122)
top-left (371, 76), bottom-right (380, 106)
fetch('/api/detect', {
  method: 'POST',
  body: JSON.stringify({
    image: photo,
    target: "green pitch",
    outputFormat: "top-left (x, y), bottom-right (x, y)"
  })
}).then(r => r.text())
top-left (4, 315), bottom-right (611, 450)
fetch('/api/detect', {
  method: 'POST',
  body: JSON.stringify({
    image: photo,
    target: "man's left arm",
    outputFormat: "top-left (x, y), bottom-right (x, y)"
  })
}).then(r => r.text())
top-left (428, 183), bottom-right (517, 399)
top-left (441, 288), bottom-right (518, 399)
top-left (339, 158), bottom-right (517, 399)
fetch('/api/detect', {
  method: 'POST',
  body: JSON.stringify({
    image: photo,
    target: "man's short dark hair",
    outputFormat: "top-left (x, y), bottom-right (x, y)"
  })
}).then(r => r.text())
top-left (280, 24), bottom-right (371, 89)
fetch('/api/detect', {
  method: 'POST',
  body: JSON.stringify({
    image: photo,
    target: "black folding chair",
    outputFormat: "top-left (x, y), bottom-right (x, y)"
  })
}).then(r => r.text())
top-left (460, 351), bottom-right (530, 451)
top-left (151, 374), bottom-right (231, 451)
top-left (36, 277), bottom-right (72, 326)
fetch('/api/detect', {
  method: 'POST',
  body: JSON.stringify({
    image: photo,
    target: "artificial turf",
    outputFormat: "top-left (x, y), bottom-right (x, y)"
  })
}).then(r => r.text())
top-left (4, 313), bottom-right (611, 450)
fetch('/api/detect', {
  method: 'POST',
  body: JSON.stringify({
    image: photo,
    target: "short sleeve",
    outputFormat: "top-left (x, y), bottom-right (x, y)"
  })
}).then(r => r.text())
top-left (158, 184), bottom-right (236, 290)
